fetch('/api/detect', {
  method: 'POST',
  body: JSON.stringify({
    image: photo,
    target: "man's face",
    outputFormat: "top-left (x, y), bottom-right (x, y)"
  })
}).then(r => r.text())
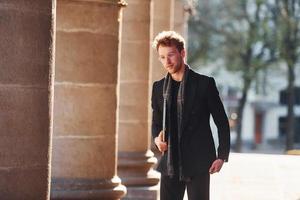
top-left (158, 45), bottom-right (185, 75)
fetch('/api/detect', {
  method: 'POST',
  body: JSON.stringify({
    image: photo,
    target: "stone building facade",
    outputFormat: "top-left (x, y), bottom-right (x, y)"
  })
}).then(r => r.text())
top-left (0, 0), bottom-right (189, 199)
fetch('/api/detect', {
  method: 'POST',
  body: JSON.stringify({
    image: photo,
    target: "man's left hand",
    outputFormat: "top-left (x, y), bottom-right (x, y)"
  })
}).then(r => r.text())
top-left (209, 159), bottom-right (224, 174)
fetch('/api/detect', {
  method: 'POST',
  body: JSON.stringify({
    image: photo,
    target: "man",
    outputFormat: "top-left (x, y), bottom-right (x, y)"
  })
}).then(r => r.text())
top-left (151, 31), bottom-right (230, 200)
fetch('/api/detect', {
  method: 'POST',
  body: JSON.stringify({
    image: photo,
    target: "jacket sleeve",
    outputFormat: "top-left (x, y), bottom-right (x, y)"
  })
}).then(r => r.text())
top-left (207, 77), bottom-right (230, 162)
top-left (151, 81), bottom-right (162, 139)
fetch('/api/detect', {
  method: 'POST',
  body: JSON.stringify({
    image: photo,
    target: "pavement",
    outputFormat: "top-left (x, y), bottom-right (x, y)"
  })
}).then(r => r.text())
top-left (183, 153), bottom-right (300, 200)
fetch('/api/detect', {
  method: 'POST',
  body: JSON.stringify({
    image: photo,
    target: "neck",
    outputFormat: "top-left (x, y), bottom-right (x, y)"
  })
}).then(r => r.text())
top-left (171, 64), bottom-right (186, 81)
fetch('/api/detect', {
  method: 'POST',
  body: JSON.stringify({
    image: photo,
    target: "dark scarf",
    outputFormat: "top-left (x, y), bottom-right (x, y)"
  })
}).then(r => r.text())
top-left (162, 65), bottom-right (189, 180)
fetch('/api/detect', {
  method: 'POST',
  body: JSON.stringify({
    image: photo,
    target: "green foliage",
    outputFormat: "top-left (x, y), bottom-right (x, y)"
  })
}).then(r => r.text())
top-left (188, 0), bottom-right (278, 78)
top-left (273, 0), bottom-right (300, 67)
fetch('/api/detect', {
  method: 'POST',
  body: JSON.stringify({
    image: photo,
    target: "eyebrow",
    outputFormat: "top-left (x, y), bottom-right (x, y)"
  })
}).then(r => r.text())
top-left (158, 50), bottom-right (178, 57)
top-left (159, 51), bottom-right (177, 56)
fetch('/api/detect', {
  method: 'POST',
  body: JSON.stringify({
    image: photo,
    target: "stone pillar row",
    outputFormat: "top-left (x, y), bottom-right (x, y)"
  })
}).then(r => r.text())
top-left (0, 0), bottom-right (189, 199)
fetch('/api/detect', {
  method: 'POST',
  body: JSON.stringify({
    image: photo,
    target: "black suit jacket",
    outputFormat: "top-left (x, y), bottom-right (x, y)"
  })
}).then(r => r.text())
top-left (151, 69), bottom-right (230, 177)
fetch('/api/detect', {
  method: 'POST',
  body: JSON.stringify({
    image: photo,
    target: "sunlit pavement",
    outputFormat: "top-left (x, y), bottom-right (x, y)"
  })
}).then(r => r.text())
top-left (183, 153), bottom-right (300, 200)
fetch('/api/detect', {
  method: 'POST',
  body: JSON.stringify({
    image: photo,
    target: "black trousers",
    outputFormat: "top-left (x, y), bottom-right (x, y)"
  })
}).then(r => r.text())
top-left (160, 173), bottom-right (210, 200)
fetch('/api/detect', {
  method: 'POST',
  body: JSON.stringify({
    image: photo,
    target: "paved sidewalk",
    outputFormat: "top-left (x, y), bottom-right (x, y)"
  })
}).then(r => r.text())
top-left (184, 153), bottom-right (300, 200)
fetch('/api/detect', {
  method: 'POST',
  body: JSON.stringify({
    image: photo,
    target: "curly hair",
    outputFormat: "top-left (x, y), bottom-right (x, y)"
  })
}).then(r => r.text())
top-left (152, 31), bottom-right (185, 52)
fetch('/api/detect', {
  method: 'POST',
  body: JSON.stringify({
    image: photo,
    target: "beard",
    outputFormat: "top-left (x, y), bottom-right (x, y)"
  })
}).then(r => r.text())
top-left (168, 59), bottom-right (183, 74)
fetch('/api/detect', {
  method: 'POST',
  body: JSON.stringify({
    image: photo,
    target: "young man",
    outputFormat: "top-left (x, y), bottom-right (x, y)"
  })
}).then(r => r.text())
top-left (151, 31), bottom-right (230, 200)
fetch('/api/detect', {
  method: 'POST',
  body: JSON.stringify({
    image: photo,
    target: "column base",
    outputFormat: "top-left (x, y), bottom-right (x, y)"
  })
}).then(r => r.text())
top-left (122, 185), bottom-right (159, 200)
top-left (118, 150), bottom-right (160, 199)
top-left (118, 150), bottom-right (160, 186)
top-left (51, 176), bottom-right (126, 200)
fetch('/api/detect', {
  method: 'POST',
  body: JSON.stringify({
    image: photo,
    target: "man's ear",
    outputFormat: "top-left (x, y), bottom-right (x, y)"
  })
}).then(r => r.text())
top-left (180, 49), bottom-right (186, 59)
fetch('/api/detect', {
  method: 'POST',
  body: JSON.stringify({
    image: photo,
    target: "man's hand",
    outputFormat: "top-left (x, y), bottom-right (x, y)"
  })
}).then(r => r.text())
top-left (154, 131), bottom-right (167, 153)
top-left (209, 159), bottom-right (224, 174)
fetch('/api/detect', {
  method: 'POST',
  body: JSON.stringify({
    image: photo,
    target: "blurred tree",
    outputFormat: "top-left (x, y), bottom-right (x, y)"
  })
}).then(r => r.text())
top-left (188, 0), bottom-right (277, 152)
top-left (271, 0), bottom-right (300, 150)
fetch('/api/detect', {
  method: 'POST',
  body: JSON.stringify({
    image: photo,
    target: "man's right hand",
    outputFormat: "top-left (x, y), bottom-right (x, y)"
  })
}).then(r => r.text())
top-left (154, 131), bottom-right (168, 153)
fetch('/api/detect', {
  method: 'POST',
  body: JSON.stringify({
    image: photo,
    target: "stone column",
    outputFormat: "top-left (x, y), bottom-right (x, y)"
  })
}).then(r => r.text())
top-left (170, 0), bottom-right (189, 39)
top-left (149, 0), bottom-right (173, 82)
top-left (0, 1), bottom-right (55, 199)
top-left (51, 0), bottom-right (126, 199)
top-left (117, 0), bottom-right (160, 199)
top-left (149, 0), bottom-right (189, 82)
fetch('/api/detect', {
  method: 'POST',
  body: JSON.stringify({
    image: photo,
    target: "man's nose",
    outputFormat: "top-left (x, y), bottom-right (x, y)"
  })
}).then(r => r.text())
top-left (166, 57), bottom-right (171, 64)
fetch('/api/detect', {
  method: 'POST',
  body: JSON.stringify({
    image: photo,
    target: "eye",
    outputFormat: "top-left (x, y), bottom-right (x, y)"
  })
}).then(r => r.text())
top-left (168, 53), bottom-right (175, 57)
top-left (159, 56), bottom-right (165, 60)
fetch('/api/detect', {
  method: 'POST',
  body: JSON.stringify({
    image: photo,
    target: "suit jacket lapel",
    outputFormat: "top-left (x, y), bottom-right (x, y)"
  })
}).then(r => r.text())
top-left (181, 70), bottom-right (197, 136)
